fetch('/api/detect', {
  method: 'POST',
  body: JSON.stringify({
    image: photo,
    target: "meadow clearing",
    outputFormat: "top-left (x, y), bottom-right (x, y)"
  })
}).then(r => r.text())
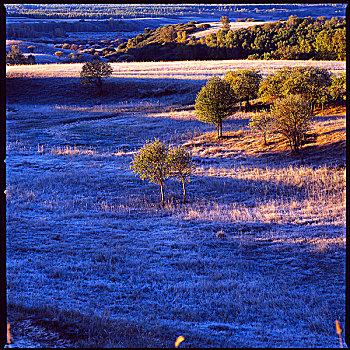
top-left (6, 60), bottom-right (346, 347)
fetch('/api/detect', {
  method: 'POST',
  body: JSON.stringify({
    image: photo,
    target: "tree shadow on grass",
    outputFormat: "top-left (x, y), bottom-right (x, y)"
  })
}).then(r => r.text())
top-left (6, 76), bottom-right (205, 105)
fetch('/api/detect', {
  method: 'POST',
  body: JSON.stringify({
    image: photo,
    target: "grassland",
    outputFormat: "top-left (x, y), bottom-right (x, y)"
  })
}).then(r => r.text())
top-left (5, 61), bottom-right (346, 348)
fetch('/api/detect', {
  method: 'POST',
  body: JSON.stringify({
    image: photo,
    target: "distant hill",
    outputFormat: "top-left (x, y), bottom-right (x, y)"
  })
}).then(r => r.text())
top-left (117, 16), bottom-right (346, 62)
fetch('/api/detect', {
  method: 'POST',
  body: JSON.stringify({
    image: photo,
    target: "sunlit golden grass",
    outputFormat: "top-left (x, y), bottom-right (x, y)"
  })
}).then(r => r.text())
top-left (335, 320), bottom-right (343, 348)
top-left (7, 323), bottom-right (11, 347)
top-left (6, 60), bottom-right (345, 79)
top-left (183, 107), bottom-right (346, 156)
top-left (50, 145), bottom-right (97, 156)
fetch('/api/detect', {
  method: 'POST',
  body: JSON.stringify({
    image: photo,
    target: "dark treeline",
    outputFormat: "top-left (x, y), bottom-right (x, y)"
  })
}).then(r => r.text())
top-left (119, 16), bottom-right (346, 61)
top-left (6, 19), bottom-right (148, 39)
top-left (5, 4), bottom-right (346, 20)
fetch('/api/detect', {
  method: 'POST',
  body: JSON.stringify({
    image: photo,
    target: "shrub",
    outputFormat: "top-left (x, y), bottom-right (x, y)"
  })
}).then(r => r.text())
top-left (70, 44), bottom-right (78, 51)
top-left (249, 110), bottom-right (273, 146)
top-left (195, 76), bottom-right (236, 138)
top-left (270, 95), bottom-right (312, 153)
top-left (80, 59), bottom-right (113, 94)
top-left (197, 23), bottom-right (211, 30)
top-left (130, 139), bottom-right (171, 206)
top-left (54, 51), bottom-right (64, 60)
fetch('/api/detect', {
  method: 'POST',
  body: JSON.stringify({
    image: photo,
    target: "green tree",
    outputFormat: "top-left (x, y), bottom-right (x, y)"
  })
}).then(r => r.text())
top-left (332, 28), bottom-right (346, 61)
top-left (27, 54), bottom-right (36, 65)
top-left (282, 67), bottom-right (331, 113)
top-left (6, 45), bottom-right (27, 65)
top-left (195, 76), bottom-right (236, 138)
top-left (329, 72), bottom-right (346, 103)
top-left (224, 69), bottom-right (262, 112)
top-left (160, 25), bottom-right (177, 43)
top-left (270, 95), bottom-right (312, 153)
top-left (168, 146), bottom-right (196, 203)
top-left (220, 16), bottom-right (231, 31)
top-left (259, 67), bottom-right (332, 112)
top-left (249, 110), bottom-right (273, 146)
top-left (80, 59), bottom-right (113, 94)
top-left (130, 139), bottom-right (171, 206)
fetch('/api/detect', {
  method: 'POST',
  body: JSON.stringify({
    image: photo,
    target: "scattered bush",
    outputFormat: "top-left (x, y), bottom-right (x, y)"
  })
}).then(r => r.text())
top-left (54, 51), bottom-right (64, 60)
top-left (27, 45), bottom-right (35, 53)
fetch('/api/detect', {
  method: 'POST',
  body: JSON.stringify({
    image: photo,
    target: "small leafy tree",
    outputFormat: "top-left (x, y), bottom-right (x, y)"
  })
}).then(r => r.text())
top-left (249, 110), bottom-right (273, 146)
top-left (225, 69), bottom-right (262, 112)
top-left (195, 76), bottom-right (236, 138)
top-left (329, 72), bottom-right (346, 104)
top-left (6, 45), bottom-right (27, 65)
top-left (80, 59), bottom-right (113, 94)
top-left (168, 146), bottom-right (196, 203)
top-left (130, 139), bottom-right (171, 206)
top-left (220, 16), bottom-right (231, 31)
top-left (258, 70), bottom-right (288, 103)
top-left (270, 95), bottom-right (312, 153)
top-left (27, 54), bottom-right (36, 65)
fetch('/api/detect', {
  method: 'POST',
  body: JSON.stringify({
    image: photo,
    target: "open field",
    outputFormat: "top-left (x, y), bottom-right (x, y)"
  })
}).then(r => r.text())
top-left (7, 59), bottom-right (346, 79)
top-left (6, 62), bottom-right (346, 347)
top-left (192, 21), bottom-right (268, 38)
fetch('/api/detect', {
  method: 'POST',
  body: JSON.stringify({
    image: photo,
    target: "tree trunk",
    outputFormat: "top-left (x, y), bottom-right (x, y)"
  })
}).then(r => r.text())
top-left (217, 121), bottom-right (222, 138)
top-left (245, 99), bottom-right (250, 113)
top-left (96, 77), bottom-right (103, 94)
top-left (160, 182), bottom-right (165, 206)
top-left (182, 178), bottom-right (187, 203)
top-left (263, 132), bottom-right (268, 146)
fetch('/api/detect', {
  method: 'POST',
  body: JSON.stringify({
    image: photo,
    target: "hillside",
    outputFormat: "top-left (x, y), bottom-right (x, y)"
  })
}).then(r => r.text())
top-left (117, 16), bottom-right (345, 61)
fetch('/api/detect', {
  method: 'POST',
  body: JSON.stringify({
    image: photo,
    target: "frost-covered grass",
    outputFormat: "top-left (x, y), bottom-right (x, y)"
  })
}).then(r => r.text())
top-left (6, 66), bottom-right (346, 347)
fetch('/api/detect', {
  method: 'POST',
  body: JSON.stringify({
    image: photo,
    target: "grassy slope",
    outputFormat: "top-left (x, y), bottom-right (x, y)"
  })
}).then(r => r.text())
top-left (6, 62), bottom-right (346, 348)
